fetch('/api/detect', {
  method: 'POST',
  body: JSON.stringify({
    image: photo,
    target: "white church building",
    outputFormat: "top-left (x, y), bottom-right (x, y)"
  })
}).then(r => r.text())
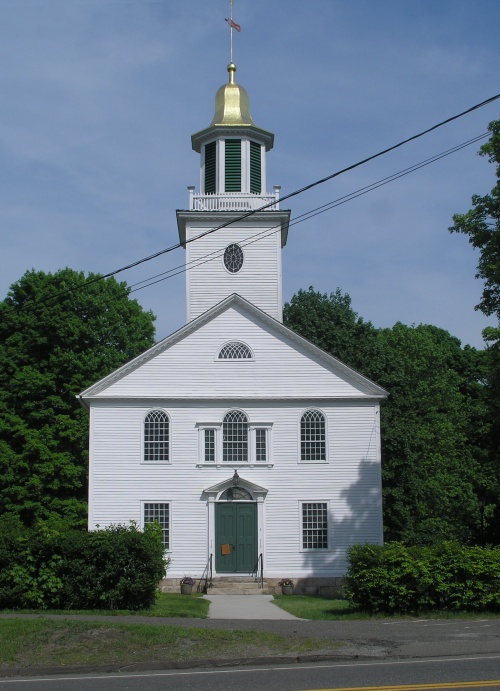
top-left (79, 60), bottom-right (387, 595)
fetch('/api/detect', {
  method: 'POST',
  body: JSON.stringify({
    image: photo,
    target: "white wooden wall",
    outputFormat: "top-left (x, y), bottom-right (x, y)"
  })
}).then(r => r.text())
top-left (88, 398), bottom-right (383, 578)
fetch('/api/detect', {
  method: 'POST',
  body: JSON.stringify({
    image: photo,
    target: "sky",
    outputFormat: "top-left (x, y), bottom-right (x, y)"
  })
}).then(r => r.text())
top-left (1, 0), bottom-right (499, 349)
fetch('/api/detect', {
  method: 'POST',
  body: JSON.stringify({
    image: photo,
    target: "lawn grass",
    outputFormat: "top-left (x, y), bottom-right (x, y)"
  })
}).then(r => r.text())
top-left (0, 592), bottom-right (210, 619)
top-left (272, 595), bottom-right (500, 620)
top-left (0, 619), bottom-right (341, 668)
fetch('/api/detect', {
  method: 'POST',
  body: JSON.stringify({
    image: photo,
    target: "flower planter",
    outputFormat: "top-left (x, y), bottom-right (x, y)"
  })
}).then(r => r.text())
top-left (281, 585), bottom-right (293, 595)
top-left (180, 583), bottom-right (193, 595)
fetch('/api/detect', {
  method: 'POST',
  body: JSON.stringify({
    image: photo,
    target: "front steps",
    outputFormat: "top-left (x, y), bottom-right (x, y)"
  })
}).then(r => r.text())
top-left (207, 576), bottom-right (269, 595)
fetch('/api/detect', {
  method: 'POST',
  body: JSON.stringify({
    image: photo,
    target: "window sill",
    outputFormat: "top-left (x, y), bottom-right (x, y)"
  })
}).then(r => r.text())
top-left (141, 462), bottom-right (172, 466)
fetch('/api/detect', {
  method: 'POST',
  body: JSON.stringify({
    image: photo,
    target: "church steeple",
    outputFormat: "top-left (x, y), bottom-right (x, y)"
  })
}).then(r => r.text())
top-left (177, 58), bottom-right (290, 324)
top-left (190, 63), bottom-right (274, 201)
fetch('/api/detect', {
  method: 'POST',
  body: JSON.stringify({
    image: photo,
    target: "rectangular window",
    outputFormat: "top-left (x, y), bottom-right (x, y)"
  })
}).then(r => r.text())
top-left (302, 502), bottom-right (328, 549)
top-left (144, 502), bottom-right (170, 549)
top-left (225, 139), bottom-right (241, 192)
top-left (255, 428), bottom-right (267, 462)
top-left (204, 428), bottom-right (215, 462)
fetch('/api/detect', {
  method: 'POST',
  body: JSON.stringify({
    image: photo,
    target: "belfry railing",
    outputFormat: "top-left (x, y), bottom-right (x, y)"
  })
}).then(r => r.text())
top-left (188, 187), bottom-right (281, 212)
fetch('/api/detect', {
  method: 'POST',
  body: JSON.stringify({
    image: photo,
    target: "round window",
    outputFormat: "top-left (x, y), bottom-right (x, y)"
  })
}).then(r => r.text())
top-left (224, 243), bottom-right (244, 273)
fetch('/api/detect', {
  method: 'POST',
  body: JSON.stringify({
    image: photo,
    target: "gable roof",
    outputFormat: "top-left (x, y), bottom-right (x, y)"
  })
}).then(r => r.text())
top-left (79, 294), bottom-right (388, 402)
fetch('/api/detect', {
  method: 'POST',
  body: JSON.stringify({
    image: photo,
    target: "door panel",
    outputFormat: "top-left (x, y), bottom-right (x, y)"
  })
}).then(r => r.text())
top-left (215, 503), bottom-right (256, 573)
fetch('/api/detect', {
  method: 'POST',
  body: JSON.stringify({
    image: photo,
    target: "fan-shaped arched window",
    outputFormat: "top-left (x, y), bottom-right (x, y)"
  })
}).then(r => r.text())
top-left (300, 410), bottom-right (326, 462)
top-left (223, 410), bottom-right (248, 463)
top-left (218, 342), bottom-right (253, 359)
top-left (144, 410), bottom-right (169, 462)
top-left (220, 486), bottom-right (253, 501)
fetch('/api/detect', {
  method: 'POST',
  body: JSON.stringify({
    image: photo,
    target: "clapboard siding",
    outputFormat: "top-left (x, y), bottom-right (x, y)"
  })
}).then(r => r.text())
top-left (186, 223), bottom-right (282, 321)
top-left (93, 307), bottom-right (374, 399)
top-left (88, 399), bottom-right (382, 578)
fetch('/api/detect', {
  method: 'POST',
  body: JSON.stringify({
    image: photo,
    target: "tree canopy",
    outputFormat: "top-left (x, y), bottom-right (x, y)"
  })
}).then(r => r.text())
top-left (0, 268), bottom-right (156, 527)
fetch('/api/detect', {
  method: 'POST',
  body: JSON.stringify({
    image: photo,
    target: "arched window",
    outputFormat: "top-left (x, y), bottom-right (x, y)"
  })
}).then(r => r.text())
top-left (220, 486), bottom-right (253, 501)
top-left (300, 410), bottom-right (326, 462)
top-left (223, 410), bottom-right (248, 463)
top-left (218, 342), bottom-right (253, 359)
top-left (144, 410), bottom-right (169, 462)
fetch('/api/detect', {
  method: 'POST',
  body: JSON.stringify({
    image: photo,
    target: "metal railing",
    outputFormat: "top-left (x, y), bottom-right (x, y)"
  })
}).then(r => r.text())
top-left (197, 553), bottom-right (213, 593)
top-left (252, 553), bottom-right (264, 589)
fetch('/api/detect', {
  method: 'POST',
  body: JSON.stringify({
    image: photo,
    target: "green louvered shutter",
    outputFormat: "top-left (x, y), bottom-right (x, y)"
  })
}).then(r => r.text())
top-left (250, 141), bottom-right (261, 194)
top-left (204, 141), bottom-right (216, 194)
top-left (225, 139), bottom-right (241, 192)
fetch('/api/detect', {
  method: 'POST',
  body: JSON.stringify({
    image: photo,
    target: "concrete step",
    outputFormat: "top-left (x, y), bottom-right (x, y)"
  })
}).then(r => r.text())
top-left (208, 577), bottom-right (269, 595)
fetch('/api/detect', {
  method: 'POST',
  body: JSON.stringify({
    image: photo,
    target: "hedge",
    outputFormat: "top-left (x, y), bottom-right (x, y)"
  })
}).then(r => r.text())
top-left (0, 516), bottom-right (168, 610)
top-left (345, 542), bottom-right (500, 613)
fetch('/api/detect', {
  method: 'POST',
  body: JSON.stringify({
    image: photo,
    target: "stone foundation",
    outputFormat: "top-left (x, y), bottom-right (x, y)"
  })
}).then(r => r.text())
top-left (266, 577), bottom-right (344, 597)
top-left (158, 576), bottom-right (345, 597)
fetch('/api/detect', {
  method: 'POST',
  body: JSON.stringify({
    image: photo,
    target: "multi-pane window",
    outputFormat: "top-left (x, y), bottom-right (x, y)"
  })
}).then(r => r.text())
top-left (218, 341), bottom-right (252, 359)
top-left (300, 410), bottom-right (326, 461)
top-left (223, 410), bottom-right (248, 463)
top-left (144, 502), bottom-right (170, 549)
top-left (204, 428), bottom-right (215, 463)
top-left (144, 410), bottom-right (169, 462)
top-left (255, 428), bottom-right (267, 462)
top-left (302, 502), bottom-right (328, 549)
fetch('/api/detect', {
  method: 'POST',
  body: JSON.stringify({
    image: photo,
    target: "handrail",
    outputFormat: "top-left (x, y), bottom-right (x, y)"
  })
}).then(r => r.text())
top-left (252, 553), bottom-right (264, 589)
top-left (197, 553), bottom-right (213, 593)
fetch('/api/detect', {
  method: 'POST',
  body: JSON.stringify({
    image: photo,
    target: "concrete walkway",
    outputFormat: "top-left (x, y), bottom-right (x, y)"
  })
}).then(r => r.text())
top-left (203, 594), bottom-right (301, 620)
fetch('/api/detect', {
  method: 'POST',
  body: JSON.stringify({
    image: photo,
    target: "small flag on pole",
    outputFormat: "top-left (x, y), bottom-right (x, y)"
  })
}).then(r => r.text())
top-left (225, 17), bottom-right (241, 32)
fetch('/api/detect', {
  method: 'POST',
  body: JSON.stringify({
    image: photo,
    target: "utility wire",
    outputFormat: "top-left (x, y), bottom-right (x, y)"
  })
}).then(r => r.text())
top-left (9, 92), bottom-right (500, 312)
top-left (127, 131), bottom-right (489, 294)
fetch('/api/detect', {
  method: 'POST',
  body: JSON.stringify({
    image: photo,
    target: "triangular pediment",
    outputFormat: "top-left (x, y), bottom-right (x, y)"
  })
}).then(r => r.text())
top-left (79, 294), bottom-right (387, 402)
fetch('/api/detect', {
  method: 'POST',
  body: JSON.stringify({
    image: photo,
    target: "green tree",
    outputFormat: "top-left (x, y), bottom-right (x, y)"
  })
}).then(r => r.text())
top-left (379, 323), bottom-right (487, 544)
top-left (0, 268), bottom-right (156, 527)
top-left (450, 118), bottom-right (500, 534)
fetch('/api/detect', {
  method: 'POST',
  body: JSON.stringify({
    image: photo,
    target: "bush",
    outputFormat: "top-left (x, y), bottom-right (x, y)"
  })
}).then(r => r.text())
top-left (345, 542), bottom-right (500, 614)
top-left (0, 519), bottom-right (168, 610)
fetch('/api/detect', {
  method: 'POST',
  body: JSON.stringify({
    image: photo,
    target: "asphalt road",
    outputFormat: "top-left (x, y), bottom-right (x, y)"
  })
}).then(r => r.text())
top-left (1, 654), bottom-right (500, 690)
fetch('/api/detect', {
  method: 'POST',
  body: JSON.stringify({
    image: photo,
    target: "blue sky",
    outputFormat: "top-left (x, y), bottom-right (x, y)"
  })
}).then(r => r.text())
top-left (1, 0), bottom-right (499, 348)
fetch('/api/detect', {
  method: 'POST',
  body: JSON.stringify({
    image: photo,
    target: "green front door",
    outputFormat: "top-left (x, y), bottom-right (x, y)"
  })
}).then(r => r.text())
top-left (215, 503), bottom-right (257, 573)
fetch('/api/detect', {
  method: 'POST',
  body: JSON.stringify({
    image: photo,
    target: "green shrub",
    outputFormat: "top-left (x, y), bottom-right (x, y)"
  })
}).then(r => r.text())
top-left (0, 520), bottom-right (168, 610)
top-left (345, 542), bottom-right (500, 614)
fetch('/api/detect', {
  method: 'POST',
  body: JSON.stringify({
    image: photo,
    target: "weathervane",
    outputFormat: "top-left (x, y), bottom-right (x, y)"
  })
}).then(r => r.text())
top-left (225, 0), bottom-right (241, 64)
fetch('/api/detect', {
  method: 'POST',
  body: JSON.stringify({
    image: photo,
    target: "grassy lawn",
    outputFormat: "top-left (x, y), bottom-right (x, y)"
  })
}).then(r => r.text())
top-left (0, 593), bottom-right (210, 619)
top-left (0, 619), bottom-right (342, 669)
top-left (272, 595), bottom-right (500, 620)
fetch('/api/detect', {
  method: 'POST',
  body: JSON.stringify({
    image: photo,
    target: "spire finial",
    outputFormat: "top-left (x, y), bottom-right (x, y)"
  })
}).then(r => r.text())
top-left (225, 0), bottom-right (241, 64)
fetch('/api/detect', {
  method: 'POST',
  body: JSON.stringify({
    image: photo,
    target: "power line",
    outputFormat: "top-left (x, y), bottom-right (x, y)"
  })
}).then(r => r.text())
top-left (127, 131), bottom-right (489, 294)
top-left (9, 93), bottom-right (500, 312)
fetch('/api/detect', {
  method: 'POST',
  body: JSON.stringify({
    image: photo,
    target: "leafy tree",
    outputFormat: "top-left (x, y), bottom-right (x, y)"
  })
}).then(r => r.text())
top-left (450, 119), bottom-right (500, 333)
top-left (0, 268), bottom-right (156, 527)
top-left (450, 119), bottom-right (500, 534)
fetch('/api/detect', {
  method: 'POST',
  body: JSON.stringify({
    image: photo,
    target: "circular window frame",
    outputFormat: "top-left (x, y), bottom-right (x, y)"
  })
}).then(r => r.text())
top-left (223, 243), bottom-right (244, 274)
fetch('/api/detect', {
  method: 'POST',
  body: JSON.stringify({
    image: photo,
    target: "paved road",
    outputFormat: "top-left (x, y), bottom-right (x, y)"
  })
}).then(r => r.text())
top-left (1, 654), bottom-right (500, 690)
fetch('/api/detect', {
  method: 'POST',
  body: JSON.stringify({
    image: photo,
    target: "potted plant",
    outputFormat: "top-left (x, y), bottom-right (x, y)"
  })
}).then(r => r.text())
top-left (180, 576), bottom-right (195, 595)
top-left (278, 578), bottom-right (294, 595)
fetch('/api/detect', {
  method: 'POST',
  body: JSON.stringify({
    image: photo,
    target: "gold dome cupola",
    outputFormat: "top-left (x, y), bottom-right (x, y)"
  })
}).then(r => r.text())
top-left (190, 63), bottom-right (275, 200)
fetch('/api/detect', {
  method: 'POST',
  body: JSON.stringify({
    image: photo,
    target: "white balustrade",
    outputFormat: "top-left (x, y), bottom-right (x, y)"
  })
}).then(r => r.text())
top-left (188, 189), bottom-right (281, 212)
